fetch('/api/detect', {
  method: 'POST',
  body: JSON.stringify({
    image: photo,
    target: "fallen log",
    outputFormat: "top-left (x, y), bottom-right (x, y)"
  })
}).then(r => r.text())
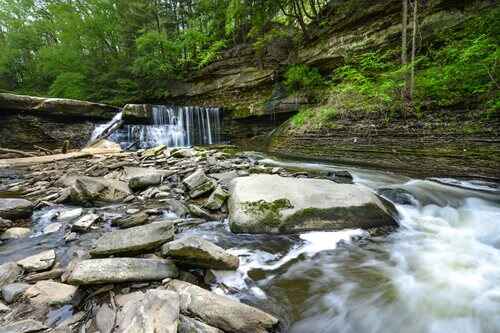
top-left (0, 147), bottom-right (38, 157)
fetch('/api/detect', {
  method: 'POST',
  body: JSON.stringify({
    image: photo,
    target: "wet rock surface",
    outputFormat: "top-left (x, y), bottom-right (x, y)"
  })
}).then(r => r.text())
top-left (229, 174), bottom-right (397, 234)
top-left (0, 144), bottom-right (398, 332)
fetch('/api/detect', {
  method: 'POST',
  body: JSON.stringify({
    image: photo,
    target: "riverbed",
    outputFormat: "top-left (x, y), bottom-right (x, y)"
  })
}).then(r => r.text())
top-left (1, 152), bottom-right (499, 333)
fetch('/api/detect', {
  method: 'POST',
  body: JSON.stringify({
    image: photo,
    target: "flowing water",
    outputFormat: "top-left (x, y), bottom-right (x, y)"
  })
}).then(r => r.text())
top-left (92, 105), bottom-right (223, 148)
top-left (2, 153), bottom-right (500, 332)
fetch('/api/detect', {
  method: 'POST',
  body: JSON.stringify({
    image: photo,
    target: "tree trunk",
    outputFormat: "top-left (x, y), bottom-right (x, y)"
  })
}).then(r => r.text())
top-left (410, 0), bottom-right (418, 100)
top-left (401, 0), bottom-right (409, 116)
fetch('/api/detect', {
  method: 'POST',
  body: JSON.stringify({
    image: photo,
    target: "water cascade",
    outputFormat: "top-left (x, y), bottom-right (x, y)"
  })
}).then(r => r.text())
top-left (91, 105), bottom-right (223, 148)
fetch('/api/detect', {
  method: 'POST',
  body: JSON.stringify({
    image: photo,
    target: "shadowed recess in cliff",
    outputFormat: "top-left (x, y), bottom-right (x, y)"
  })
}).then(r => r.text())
top-left (92, 105), bottom-right (223, 148)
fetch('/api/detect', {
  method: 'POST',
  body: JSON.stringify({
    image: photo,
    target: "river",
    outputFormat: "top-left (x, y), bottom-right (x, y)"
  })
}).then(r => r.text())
top-left (1, 152), bottom-right (500, 332)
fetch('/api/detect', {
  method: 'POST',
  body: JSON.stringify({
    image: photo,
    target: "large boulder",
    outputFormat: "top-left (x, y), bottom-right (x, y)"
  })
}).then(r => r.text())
top-left (228, 174), bottom-right (397, 234)
top-left (116, 290), bottom-right (179, 333)
top-left (0, 198), bottom-right (33, 220)
top-left (166, 280), bottom-right (278, 333)
top-left (66, 258), bottom-right (178, 285)
top-left (162, 236), bottom-right (239, 270)
top-left (57, 175), bottom-right (131, 205)
top-left (90, 221), bottom-right (175, 256)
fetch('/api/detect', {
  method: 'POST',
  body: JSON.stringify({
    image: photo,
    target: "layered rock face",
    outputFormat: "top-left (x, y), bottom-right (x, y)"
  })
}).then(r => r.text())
top-left (0, 93), bottom-right (120, 149)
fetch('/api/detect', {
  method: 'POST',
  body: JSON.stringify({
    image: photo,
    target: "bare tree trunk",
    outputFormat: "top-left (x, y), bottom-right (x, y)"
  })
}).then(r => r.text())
top-left (410, 0), bottom-right (418, 100)
top-left (401, 0), bottom-right (409, 116)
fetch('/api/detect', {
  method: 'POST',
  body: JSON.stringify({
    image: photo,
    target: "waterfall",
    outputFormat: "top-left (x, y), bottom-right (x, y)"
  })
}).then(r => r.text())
top-left (95, 105), bottom-right (223, 149)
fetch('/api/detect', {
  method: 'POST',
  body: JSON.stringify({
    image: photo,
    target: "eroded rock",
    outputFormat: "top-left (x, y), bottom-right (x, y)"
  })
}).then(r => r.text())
top-left (116, 289), bottom-right (179, 333)
top-left (0, 198), bottom-right (33, 220)
top-left (166, 279), bottom-right (278, 333)
top-left (17, 250), bottom-right (56, 272)
top-left (0, 262), bottom-right (22, 287)
top-left (24, 280), bottom-right (78, 306)
top-left (66, 258), bottom-right (178, 285)
top-left (162, 236), bottom-right (239, 270)
top-left (90, 221), bottom-right (175, 256)
top-left (228, 174), bottom-right (397, 234)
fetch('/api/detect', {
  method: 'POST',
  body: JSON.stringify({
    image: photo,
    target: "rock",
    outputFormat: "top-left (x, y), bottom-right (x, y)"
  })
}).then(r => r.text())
top-left (228, 174), bottom-right (397, 234)
top-left (0, 217), bottom-right (13, 232)
top-left (0, 319), bottom-right (47, 333)
top-left (83, 139), bottom-right (121, 153)
top-left (164, 199), bottom-right (189, 217)
top-left (113, 211), bottom-right (149, 228)
top-left (0, 301), bottom-right (9, 313)
top-left (17, 250), bottom-right (56, 272)
top-left (66, 258), bottom-right (178, 285)
top-left (187, 204), bottom-right (214, 220)
top-left (129, 174), bottom-right (163, 192)
top-left (204, 186), bottom-right (229, 210)
top-left (179, 315), bottom-right (223, 333)
top-left (166, 280), bottom-right (278, 333)
top-left (1, 227), bottom-right (31, 240)
top-left (24, 268), bottom-right (65, 282)
top-left (57, 208), bottom-right (83, 221)
top-left (378, 187), bottom-right (416, 205)
top-left (1, 282), bottom-right (30, 303)
top-left (116, 290), bottom-right (179, 333)
top-left (96, 304), bottom-right (115, 333)
top-left (0, 262), bottom-right (22, 287)
top-left (24, 280), bottom-right (78, 306)
top-left (0, 92), bottom-right (119, 119)
top-left (183, 169), bottom-right (215, 198)
top-left (0, 198), bottom-right (33, 220)
top-left (57, 175), bottom-right (131, 205)
top-left (162, 236), bottom-right (239, 270)
top-left (143, 144), bottom-right (167, 157)
top-left (171, 148), bottom-right (195, 158)
top-left (72, 213), bottom-right (100, 232)
top-left (90, 221), bottom-right (175, 256)
top-left (43, 222), bottom-right (62, 234)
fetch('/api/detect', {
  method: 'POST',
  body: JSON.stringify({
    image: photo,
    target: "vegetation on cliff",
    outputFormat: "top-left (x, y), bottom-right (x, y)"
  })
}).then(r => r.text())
top-left (0, 0), bottom-right (327, 104)
top-left (0, 0), bottom-right (497, 121)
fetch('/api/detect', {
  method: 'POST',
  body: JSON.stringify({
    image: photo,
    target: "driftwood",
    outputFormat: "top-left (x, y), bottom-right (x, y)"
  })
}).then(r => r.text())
top-left (87, 118), bottom-right (123, 147)
top-left (33, 145), bottom-right (54, 155)
top-left (0, 147), bottom-right (37, 157)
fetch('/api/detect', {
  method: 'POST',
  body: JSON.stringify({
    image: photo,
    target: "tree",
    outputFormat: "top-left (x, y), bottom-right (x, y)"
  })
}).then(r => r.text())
top-left (401, 0), bottom-right (410, 115)
top-left (410, 0), bottom-right (418, 100)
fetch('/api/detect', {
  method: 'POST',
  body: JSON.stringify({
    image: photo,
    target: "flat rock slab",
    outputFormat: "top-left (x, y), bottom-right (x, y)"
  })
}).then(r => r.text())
top-left (116, 290), bottom-right (179, 333)
top-left (228, 174), bottom-right (397, 234)
top-left (162, 236), bottom-right (239, 270)
top-left (0, 319), bottom-right (47, 333)
top-left (112, 212), bottom-right (149, 228)
top-left (183, 169), bottom-right (215, 198)
top-left (166, 280), bottom-right (278, 333)
top-left (25, 281), bottom-right (78, 306)
top-left (90, 221), bottom-right (175, 256)
top-left (0, 262), bottom-right (22, 287)
top-left (57, 175), bottom-right (131, 205)
top-left (72, 213), bottom-right (100, 232)
top-left (66, 258), bottom-right (178, 285)
top-left (17, 250), bottom-right (56, 272)
top-left (0, 198), bottom-right (33, 220)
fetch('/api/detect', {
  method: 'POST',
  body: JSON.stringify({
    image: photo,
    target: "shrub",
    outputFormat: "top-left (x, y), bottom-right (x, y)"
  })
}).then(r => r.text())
top-left (284, 64), bottom-right (324, 92)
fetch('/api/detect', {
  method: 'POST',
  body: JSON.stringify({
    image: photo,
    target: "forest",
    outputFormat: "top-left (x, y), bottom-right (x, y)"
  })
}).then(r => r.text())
top-left (0, 0), bottom-right (498, 121)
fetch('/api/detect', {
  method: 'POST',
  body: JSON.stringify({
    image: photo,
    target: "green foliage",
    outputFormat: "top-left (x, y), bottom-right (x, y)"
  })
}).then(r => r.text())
top-left (133, 31), bottom-right (180, 78)
top-left (198, 40), bottom-right (227, 68)
top-left (416, 34), bottom-right (498, 108)
top-left (284, 64), bottom-right (324, 92)
top-left (49, 72), bottom-right (88, 100)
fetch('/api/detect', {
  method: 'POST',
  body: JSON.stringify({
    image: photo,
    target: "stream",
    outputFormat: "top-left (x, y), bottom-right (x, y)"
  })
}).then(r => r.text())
top-left (1, 153), bottom-right (500, 333)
